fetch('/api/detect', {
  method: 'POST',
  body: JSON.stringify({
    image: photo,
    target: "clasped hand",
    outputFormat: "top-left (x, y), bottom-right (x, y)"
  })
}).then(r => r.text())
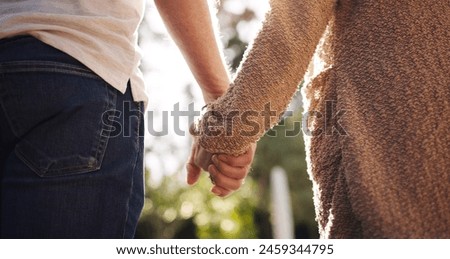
top-left (186, 137), bottom-right (256, 197)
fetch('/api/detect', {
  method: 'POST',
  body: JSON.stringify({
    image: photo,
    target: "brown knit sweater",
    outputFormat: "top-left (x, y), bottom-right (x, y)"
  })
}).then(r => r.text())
top-left (196, 0), bottom-right (450, 238)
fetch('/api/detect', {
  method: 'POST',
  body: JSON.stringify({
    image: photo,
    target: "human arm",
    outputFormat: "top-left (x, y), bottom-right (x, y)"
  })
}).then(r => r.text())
top-left (154, 0), bottom-right (230, 103)
top-left (195, 0), bottom-right (336, 155)
top-left (186, 138), bottom-right (256, 197)
top-left (154, 0), bottom-right (256, 196)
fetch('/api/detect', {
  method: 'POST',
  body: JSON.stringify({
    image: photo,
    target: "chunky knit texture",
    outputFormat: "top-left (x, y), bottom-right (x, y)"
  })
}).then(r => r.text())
top-left (197, 0), bottom-right (450, 238)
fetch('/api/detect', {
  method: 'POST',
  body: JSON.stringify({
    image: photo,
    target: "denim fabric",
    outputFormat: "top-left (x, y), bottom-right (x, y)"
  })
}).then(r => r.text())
top-left (0, 36), bottom-right (144, 238)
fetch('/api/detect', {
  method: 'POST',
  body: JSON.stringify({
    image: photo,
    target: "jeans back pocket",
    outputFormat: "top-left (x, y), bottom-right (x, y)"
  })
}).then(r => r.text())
top-left (0, 60), bottom-right (117, 177)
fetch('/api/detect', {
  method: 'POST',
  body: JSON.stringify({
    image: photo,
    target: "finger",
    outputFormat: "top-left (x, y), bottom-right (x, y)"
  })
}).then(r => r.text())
top-left (212, 155), bottom-right (248, 180)
top-left (186, 162), bottom-right (201, 185)
top-left (195, 146), bottom-right (213, 171)
top-left (208, 164), bottom-right (243, 191)
top-left (186, 145), bottom-right (201, 185)
top-left (216, 154), bottom-right (252, 168)
top-left (211, 185), bottom-right (232, 197)
top-left (217, 144), bottom-right (256, 167)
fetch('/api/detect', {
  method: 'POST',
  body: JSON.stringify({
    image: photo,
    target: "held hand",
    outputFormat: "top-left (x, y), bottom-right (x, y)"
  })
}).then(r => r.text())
top-left (208, 142), bottom-right (257, 197)
top-left (186, 138), bottom-right (256, 197)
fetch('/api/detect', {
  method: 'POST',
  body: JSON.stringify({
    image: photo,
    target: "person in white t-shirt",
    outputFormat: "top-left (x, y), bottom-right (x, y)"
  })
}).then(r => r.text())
top-left (0, 0), bottom-right (254, 238)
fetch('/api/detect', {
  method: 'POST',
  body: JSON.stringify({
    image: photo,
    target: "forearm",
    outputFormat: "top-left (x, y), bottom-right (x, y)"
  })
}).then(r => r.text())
top-left (154, 0), bottom-right (230, 103)
top-left (197, 0), bottom-right (336, 155)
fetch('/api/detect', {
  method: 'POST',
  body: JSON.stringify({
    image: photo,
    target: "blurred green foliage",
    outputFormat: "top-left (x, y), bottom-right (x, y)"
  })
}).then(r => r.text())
top-left (136, 172), bottom-right (259, 239)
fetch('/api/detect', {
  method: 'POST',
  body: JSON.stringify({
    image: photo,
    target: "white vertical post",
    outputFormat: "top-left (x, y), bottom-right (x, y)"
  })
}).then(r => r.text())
top-left (270, 166), bottom-right (294, 239)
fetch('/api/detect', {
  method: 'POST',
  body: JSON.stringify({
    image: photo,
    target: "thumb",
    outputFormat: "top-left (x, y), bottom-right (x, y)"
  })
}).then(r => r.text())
top-left (186, 144), bottom-right (201, 185)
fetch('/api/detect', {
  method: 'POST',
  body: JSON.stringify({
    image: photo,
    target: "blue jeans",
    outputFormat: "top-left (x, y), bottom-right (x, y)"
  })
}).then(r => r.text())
top-left (0, 36), bottom-right (144, 238)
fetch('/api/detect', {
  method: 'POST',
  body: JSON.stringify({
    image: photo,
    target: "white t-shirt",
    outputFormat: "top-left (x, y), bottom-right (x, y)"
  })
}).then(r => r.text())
top-left (0, 0), bottom-right (147, 106)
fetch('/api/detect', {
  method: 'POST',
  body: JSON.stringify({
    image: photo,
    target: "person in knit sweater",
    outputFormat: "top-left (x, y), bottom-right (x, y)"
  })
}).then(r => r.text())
top-left (194, 0), bottom-right (450, 238)
top-left (0, 0), bottom-right (253, 238)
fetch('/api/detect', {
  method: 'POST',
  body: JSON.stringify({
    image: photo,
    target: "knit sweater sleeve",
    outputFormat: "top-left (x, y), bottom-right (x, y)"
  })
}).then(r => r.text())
top-left (196, 0), bottom-right (335, 155)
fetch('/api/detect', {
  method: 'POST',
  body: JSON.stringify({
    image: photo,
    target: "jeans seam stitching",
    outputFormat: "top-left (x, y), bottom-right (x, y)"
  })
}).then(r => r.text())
top-left (121, 102), bottom-right (143, 238)
top-left (0, 61), bottom-right (99, 79)
top-left (90, 83), bottom-right (117, 169)
top-left (9, 84), bottom-right (117, 176)
top-left (16, 139), bottom-right (101, 174)
top-left (0, 82), bottom-right (23, 138)
top-left (43, 85), bottom-right (117, 175)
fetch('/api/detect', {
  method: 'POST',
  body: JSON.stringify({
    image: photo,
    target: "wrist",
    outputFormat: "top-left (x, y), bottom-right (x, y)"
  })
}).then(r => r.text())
top-left (201, 81), bottom-right (229, 103)
top-left (202, 90), bottom-right (226, 103)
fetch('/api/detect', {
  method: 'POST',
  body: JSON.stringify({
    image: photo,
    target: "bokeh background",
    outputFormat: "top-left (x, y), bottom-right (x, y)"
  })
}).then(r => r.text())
top-left (136, 0), bottom-right (318, 238)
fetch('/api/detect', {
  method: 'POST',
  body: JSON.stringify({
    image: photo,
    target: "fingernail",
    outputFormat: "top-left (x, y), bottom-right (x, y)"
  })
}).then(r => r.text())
top-left (217, 155), bottom-right (226, 162)
top-left (212, 155), bottom-right (218, 164)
